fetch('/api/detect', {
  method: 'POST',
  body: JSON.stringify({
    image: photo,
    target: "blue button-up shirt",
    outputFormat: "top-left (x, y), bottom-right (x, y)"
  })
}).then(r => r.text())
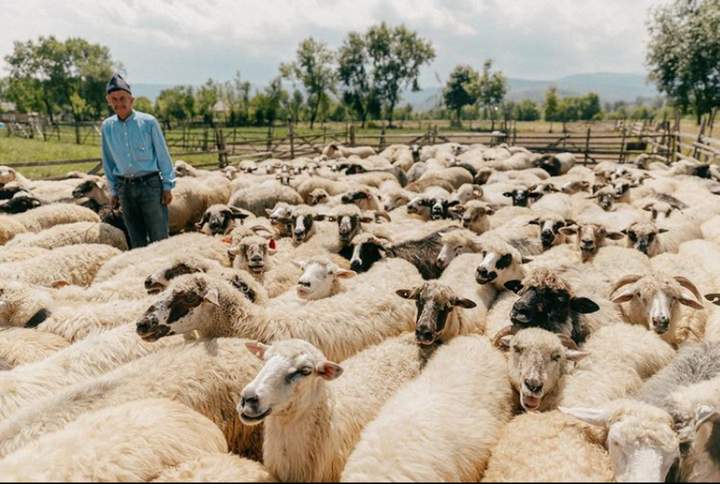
top-left (101, 111), bottom-right (176, 196)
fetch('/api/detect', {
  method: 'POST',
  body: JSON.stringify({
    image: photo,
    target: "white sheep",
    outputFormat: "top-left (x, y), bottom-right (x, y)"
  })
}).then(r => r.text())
top-left (0, 399), bottom-right (228, 481)
top-left (0, 243), bottom-right (120, 287)
top-left (168, 176), bottom-right (231, 233)
top-left (135, 262), bottom-right (421, 362)
top-left (0, 327), bottom-right (69, 369)
top-left (0, 246), bottom-right (48, 264)
top-left (5, 221), bottom-right (128, 250)
top-left (0, 203), bottom-right (100, 245)
top-left (153, 454), bottom-right (275, 482)
top-left (342, 335), bottom-right (512, 481)
top-left (237, 335), bottom-right (424, 482)
top-left (0, 337), bottom-right (263, 460)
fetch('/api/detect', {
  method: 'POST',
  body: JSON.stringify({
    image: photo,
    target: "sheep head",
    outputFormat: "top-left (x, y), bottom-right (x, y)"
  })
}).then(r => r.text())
top-left (396, 281), bottom-right (476, 346)
top-left (559, 223), bottom-right (624, 261)
top-left (326, 207), bottom-right (373, 244)
top-left (0, 193), bottom-right (41, 214)
top-left (622, 222), bottom-right (668, 256)
top-left (436, 229), bottom-right (482, 270)
top-left (609, 273), bottom-right (705, 336)
top-left (196, 204), bottom-right (251, 235)
top-left (528, 214), bottom-right (576, 250)
top-left (560, 400), bottom-right (680, 482)
top-left (293, 257), bottom-right (355, 300)
top-left (503, 186), bottom-right (543, 207)
top-left (474, 237), bottom-right (532, 289)
top-left (238, 339), bottom-right (343, 425)
top-left (497, 327), bottom-right (588, 412)
top-left (228, 234), bottom-right (277, 275)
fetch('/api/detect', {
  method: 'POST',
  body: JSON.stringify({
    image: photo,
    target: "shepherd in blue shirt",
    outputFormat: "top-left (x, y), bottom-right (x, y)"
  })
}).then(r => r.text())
top-left (102, 73), bottom-right (176, 248)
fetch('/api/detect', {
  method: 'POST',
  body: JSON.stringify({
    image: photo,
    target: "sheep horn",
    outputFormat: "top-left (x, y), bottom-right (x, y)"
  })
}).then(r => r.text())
top-left (492, 325), bottom-right (519, 348)
top-left (674, 276), bottom-right (704, 304)
top-left (250, 225), bottom-right (273, 237)
top-left (557, 334), bottom-right (579, 351)
top-left (608, 274), bottom-right (644, 298)
top-left (374, 211), bottom-right (392, 222)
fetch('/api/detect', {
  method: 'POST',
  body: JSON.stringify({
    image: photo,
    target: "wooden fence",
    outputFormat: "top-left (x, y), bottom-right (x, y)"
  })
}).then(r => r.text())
top-left (4, 119), bottom-right (719, 179)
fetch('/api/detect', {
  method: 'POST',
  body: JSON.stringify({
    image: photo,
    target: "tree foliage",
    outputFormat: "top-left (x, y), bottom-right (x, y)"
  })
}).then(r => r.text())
top-left (647, 0), bottom-right (720, 123)
top-left (443, 65), bottom-right (478, 125)
top-left (468, 60), bottom-right (507, 128)
top-left (280, 37), bottom-right (336, 128)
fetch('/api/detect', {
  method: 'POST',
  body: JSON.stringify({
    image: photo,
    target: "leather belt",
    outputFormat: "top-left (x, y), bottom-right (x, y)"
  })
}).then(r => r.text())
top-left (117, 172), bottom-right (159, 183)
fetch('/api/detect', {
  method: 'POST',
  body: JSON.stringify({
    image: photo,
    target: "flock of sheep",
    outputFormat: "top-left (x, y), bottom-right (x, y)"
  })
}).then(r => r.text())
top-left (0, 139), bottom-right (720, 482)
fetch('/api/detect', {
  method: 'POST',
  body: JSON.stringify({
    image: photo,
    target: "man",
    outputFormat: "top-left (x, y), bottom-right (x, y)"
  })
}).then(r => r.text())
top-left (101, 73), bottom-right (176, 249)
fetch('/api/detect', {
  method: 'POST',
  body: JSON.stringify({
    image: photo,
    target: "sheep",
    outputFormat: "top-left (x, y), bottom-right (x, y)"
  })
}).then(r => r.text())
top-left (0, 203), bottom-right (100, 245)
top-left (342, 335), bottom-right (512, 482)
top-left (416, 166), bottom-right (474, 190)
top-left (0, 337), bottom-right (264, 460)
top-left (0, 246), bottom-right (48, 264)
top-left (196, 204), bottom-right (251, 235)
top-left (609, 273), bottom-right (707, 346)
top-left (527, 212), bottom-right (577, 251)
top-left (93, 232), bottom-right (230, 283)
top-left (153, 454), bottom-right (275, 482)
top-left (0, 327), bottom-right (69, 368)
top-left (0, 244), bottom-right (120, 287)
top-left (534, 152), bottom-right (576, 176)
top-left (558, 222), bottom-right (626, 262)
top-left (451, 200), bottom-right (496, 234)
top-left (135, 264), bottom-right (421, 362)
top-left (0, 399), bottom-right (228, 482)
top-left (174, 159), bottom-right (216, 177)
top-left (5, 221), bottom-right (128, 251)
top-left (166, 176), bottom-right (231, 233)
top-left (560, 342), bottom-right (720, 482)
top-left (237, 336), bottom-right (425, 482)
top-left (474, 233), bottom-right (533, 291)
top-left (291, 256), bottom-right (355, 301)
top-left (345, 228), bottom-right (445, 279)
top-left (322, 143), bottom-right (376, 159)
top-left (621, 220), bottom-right (702, 257)
top-left (0, 323), bottom-right (186, 421)
top-left (490, 151), bottom-right (538, 171)
top-left (436, 228), bottom-right (482, 270)
top-left (0, 192), bottom-right (42, 214)
top-left (230, 182), bottom-right (302, 218)
top-left (482, 410), bottom-right (614, 481)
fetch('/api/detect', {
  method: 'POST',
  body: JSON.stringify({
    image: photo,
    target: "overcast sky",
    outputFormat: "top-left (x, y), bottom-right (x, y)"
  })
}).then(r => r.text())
top-left (1, 0), bottom-right (663, 87)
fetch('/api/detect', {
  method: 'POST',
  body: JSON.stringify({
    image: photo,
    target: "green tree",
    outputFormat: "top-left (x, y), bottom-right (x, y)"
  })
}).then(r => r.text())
top-left (647, 0), bottom-right (720, 124)
top-left (4, 36), bottom-right (117, 141)
top-left (469, 60), bottom-right (507, 130)
top-left (280, 37), bottom-right (336, 129)
top-left (514, 99), bottom-right (541, 121)
top-left (544, 86), bottom-right (561, 131)
top-left (194, 78), bottom-right (220, 126)
top-left (578, 92), bottom-right (601, 120)
top-left (366, 23), bottom-right (435, 126)
top-left (338, 32), bottom-right (376, 127)
top-left (155, 86), bottom-right (195, 127)
top-left (133, 96), bottom-right (154, 115)
top-left (443, 65), bottom-right (479, 126)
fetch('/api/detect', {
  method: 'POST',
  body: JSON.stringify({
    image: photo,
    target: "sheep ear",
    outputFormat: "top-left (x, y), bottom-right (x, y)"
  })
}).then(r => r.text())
top-left (502, 192), bottom-right (514, 198)
top-left (695, 405), bottom-right (720, 430)
top-left (496, 335), bottom-right (512, 351)
top-left (559, 226), bottom-right (577, 236)
top-left (658, 228), bottom-right (669, 234)
top-left (606, 231), bottom-right (625, 241)
top-left (611, 290), bottom-right (635, 304)
top-left (316, 361), bottom-right (344, 381)
top-left (559, 406), bottom-right (611, 427)
top-left (565, 349), bottom-right (590, 362)
top-left (527, 218), bottom-right (541, 226)
top-left (705, 293), bottom-right (720, 306)
top-left (291, 260), bottom-right (306, 269)
top-left (265, 209), bottom-right (273, 216)
top-left (453, 297), bottom-right (477, 309)
top-left (521, 256), bottom-right (533, 264)
top-left (204, 288), bottom-right (220, 307)
top-left (570, 297), bottom-right (600, 314)
top-left (51, 280), bottom-right (70, 289)
top-left (678, 297), bottom-right (705, 310)
top-left (267, 239), bottom-right (277, 253)
top-left (396, 288), bottom-right (417, 300)
top-left (335, 269), bottom-right (356, 279)
top-left (245, 341), bottom-right (269, 360)
top-left (313, 214), bottom-right (326, 221)
top-left (504, 280), bottom-right (524, 293)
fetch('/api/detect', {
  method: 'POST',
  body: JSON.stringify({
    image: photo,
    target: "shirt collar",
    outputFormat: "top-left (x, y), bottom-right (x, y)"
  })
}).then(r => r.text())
top-left (118, 110), bottom-right (136, 123)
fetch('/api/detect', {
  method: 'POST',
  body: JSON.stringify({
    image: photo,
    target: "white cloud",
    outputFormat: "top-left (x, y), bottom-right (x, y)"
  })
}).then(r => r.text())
top-left (0, 0), bottom-right (662, 84)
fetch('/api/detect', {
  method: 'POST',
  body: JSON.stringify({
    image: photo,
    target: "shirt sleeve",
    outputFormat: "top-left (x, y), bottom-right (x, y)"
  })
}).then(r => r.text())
top-left (101, 124), bottom-right (119, 197)
top-left (150, 118), bottom-right (176, 192)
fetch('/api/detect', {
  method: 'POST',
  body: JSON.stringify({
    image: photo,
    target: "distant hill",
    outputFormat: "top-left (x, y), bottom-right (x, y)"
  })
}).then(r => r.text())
top-left (134, 72), bottom-right (660, 112)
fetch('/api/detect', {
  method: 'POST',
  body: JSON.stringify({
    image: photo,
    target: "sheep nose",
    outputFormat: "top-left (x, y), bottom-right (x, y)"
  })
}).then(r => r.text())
top-left (144, 277), bottom-right (154, 290)
top-left (415, 328), bottom-right (434, 344)
top-left (581, 240), bottom-right (594, 248)
top-left (241, 391), bottom-right (259, 408)
top-left (524, 379), bottom-right (543, 394)
top-left (652, 316), bottom-right (670, 332)
top-left (350, 260), bottom-right (362, 272)
top-left (250, 255), bottom-right (263, 263)
top-left (298, 280), bottom-right (311, 288)
top-left (136, 314), bottom-right (158, 333)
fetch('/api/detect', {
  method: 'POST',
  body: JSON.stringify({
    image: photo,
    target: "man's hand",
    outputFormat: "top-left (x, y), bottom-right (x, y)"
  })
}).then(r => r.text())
top-left (162, 190), bottom-right (173, 206)
top-left (110, 195), bottom-right (120, 209)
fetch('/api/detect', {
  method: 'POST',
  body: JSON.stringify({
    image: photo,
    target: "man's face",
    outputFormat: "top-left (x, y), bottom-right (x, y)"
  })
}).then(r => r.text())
top-left (106, 91), bottom-right (134, 119)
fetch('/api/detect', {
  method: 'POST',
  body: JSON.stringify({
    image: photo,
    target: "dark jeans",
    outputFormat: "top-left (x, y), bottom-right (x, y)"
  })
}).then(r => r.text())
top-left (117, 174), bottom-right (169, 249)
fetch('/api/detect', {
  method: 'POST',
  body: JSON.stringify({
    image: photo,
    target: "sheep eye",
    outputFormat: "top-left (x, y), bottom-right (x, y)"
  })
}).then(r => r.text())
top-left (648, 233), bottom-right (655, 241)
top-left (185, 292), bottom-right (202, 304)
top-left (551, 353), bottom-right (561, 362)
top-left (628, 232), bottom-right (637, 241)
top-left (513, 346), bottom-right (523, 353)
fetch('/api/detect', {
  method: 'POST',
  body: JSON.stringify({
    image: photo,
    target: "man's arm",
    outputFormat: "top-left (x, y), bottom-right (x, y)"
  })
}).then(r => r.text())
top-left (150, 118), bottom-right (176, 193)
top-left (101, 125), bottom-right (119, 199)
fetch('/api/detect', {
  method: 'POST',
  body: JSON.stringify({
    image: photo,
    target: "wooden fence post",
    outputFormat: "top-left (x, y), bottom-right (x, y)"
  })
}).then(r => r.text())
top-left (322, 126), bottom-right (327, 146)
top-left (379, 124), bottom-right (386, 150)
top-left (619, 124), bottom-right (627, 163)
top-left (349, 125), bottom-right (356, 146)
top-left (289, 120), bottom-right (295, 159)
top-left (266, 125), bottom-right (273, 153)
top-left (202, 127), bottom-right (209, 151)
top-left (584, 127), bottom-right (591, 163)
top-left (216, 128), bottom-right (227, 168)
